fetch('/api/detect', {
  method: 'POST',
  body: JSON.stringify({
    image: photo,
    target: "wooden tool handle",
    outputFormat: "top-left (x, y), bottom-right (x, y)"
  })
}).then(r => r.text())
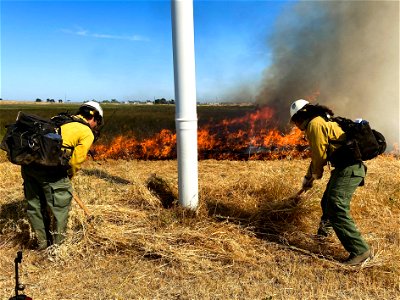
top-left (73, 194), bottom-right (91, 217)
top-left (296, 189), bottom-right (305, 196)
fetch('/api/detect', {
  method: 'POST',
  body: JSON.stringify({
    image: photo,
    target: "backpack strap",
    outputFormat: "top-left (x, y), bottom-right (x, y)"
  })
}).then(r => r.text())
top-left (51, 113), bottom-right (91, 129)
top-left (327, 117), bottom-right (364, 167)
top-left (51, 113), bottom-right (92, 161)
top-left (327, 117), bottom-right (346, 146)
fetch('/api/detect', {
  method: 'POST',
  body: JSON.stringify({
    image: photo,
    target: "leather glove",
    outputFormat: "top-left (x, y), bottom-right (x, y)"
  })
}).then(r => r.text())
top-left (302, 176), bottom-right (314, 191)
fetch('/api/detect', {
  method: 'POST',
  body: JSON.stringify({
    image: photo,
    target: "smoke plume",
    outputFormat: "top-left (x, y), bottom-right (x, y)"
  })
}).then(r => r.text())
top-left (256, 1), bottom-right (399, 148)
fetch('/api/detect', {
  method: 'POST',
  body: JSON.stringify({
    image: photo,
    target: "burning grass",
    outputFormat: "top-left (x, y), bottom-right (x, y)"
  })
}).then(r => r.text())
top-left (91, 107), bottom-right (310, 161)
top-left (0, 156), bottom-right (399, 299)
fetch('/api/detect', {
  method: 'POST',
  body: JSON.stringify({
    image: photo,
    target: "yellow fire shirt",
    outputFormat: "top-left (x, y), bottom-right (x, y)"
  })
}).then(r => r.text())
top-left (60, 116), bottom-right (94, 177)
top-left (305, 116), bottom-right (346, 179)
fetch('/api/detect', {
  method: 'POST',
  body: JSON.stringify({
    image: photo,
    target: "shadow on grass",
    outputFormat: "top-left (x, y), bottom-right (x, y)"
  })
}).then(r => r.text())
top-left (206, 195), bottom-right (335, 260)
top-left (208, 196), bottom-right (301, 237)
top-left (146, 174), bottom-right (178, 209)
top-left (0, 199), bottom-right (32, 248)
top-left (81, 168), bottom-right (132, 184)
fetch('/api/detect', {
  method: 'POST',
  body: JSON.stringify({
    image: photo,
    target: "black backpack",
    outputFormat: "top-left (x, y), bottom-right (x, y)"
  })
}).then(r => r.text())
top-left (0, 111), bottom-right (90, 167)
top-left (329, 116), bottom-right (386, 164)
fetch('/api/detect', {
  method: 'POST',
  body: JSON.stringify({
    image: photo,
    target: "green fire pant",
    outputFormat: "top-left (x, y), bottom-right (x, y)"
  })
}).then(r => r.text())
top-left (320, 162), bottom-right (369, 256)
top-left (22, 165), bottom-right (73, 246)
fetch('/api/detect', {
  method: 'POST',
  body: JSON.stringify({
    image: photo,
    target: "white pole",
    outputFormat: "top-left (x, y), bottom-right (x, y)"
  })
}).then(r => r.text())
top-left (171, 0), bottom-right (198, 210)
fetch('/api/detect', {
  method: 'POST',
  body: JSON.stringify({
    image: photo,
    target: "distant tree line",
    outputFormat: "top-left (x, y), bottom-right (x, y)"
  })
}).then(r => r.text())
top-left (35, 98), bottom-right (64, 103)
top-left (33, 98), bottom-right (176, 105)
top-left (97, 98), bottom-right (175, 105)
top-left (154, 98), bottom-right (175, 105)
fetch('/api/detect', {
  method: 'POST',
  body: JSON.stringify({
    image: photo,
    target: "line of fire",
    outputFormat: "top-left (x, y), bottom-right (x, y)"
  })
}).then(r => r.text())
top-left (92, 106), bottom-right (310, 161)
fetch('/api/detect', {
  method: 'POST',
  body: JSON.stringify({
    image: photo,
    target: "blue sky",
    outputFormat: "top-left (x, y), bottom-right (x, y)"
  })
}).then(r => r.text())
top-left (1, 0), bottom-right (294, 102)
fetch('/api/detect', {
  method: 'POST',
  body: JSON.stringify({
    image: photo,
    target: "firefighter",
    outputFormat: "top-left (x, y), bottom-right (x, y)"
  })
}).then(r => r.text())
top-left (22, 101), bottom-right (103, 250)
top-left (290, 99), bottom-right (371, 265)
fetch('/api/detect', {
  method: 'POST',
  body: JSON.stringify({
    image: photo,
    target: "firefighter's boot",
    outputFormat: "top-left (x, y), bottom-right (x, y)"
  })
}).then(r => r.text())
top-left (53, 231), bottom-right (66, 245)
top-left (35, 228), bottom-right (49, 250)
top-left (317, 220), bottom-right (333, 238)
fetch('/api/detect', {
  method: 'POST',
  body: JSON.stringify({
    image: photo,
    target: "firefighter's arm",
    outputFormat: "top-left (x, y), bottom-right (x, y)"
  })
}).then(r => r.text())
top-left (68, 129), bottom-right (94, 178)
top-left (305, 119), bottom-right (329, 180)
top-left (302, 163), bottom-right (317, 191)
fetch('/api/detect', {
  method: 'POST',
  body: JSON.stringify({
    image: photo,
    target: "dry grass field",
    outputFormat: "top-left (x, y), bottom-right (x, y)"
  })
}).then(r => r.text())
top-left (0, 154), bottom-right (399, 299)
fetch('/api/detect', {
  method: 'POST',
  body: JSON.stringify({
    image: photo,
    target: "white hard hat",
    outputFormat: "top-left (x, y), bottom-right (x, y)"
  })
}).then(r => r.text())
top-left (81, 101), bottom-right (103, 118)
top-left (290, 99), bottom-right (309, 118)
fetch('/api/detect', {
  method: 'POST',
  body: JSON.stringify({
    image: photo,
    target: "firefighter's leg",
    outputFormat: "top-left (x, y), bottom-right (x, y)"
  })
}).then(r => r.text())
top-left (22, 173), bottom-right (50, 249)
top-left (44, 177), bottom-right (73, 245)
top-left (326, 164), bottom-right (369, 256)
top-left (318, 189), bottom-right (333, 237)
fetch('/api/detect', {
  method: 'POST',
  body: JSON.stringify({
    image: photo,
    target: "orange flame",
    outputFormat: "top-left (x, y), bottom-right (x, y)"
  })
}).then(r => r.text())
top-left (92, 106), bottom-right (309, 160)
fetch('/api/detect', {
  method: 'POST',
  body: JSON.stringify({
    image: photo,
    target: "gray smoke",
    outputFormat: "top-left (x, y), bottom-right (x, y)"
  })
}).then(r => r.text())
top-left (256, 1), bottom-right (399, 148)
